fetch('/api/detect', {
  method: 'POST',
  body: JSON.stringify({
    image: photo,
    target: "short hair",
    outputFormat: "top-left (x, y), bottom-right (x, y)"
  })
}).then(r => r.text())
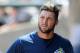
top-left (40, 4), bottom-right (61, 20)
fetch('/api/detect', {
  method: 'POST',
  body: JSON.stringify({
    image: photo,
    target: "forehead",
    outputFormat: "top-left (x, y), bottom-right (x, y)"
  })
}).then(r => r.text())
top-left (40, 10), bottom-right (55, 17)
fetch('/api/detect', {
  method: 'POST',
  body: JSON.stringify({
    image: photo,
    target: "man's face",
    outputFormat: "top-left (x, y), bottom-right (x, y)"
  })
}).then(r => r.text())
top-left (38, 10), bottom-right (58, 33)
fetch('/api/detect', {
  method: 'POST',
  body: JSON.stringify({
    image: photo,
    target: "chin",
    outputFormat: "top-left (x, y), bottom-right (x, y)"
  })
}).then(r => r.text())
top-left (39, 25), bottom-right (53, 33)
top-left (40, 29), bottom-right (51, 33)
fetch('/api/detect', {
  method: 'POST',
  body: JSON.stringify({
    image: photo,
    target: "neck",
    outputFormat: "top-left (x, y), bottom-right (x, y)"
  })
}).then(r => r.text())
top-left (37, 31), bottom-right (54, 40)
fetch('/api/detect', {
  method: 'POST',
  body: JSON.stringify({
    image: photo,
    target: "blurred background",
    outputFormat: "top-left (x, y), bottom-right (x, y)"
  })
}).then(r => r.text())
top-left (0, 0), bottom-right (80, 53)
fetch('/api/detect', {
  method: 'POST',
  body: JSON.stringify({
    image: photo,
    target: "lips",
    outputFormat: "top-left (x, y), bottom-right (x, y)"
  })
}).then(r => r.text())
top-left (42, 25), bottom-right (46, 27)
top-left (41, 25), bottom-right (47, 28)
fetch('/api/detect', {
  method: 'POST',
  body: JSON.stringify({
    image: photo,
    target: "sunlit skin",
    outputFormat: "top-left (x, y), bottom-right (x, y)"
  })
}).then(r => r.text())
top-left (38, 10), bottom-right (58, 39)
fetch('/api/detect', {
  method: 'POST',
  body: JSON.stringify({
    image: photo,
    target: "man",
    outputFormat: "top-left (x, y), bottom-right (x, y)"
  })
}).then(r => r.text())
top-left (7, 1), bottom-right (73, 53)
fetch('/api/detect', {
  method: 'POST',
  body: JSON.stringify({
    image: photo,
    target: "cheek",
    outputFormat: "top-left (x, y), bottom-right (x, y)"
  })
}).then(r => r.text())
top-left (39, 18), bottom-right (44, 24)
top-left (38, 19), bottom-right (41, 24)
top-left (48, 20), bottom-right (56, 27)
top-left (38, 17), bottom-right (42, 22)
top-left (38, 19), bottom-right (42, 26)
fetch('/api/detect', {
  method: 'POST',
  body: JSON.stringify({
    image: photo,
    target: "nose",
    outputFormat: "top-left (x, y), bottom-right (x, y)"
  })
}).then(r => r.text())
top-left (43, 18), bottom-right (48, 24)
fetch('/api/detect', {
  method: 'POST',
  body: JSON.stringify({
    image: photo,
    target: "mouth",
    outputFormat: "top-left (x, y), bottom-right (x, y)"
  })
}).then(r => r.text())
top-left (41, 25), bottom-right (47, 29)
top-left (41, 26), bottom-right (46, 28)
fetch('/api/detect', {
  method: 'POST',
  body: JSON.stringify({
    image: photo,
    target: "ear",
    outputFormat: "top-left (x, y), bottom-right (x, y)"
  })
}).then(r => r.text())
top-left (55, 20), bottom-right (58, 25)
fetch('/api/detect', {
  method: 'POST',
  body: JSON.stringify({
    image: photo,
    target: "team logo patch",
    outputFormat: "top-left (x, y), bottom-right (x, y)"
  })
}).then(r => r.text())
top-left (54, 48), bottom-right (65, 53)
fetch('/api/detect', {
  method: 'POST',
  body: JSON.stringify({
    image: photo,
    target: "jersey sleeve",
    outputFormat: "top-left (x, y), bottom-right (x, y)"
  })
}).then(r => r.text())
top-left (7, 39), bottom-right (23, 53)
top-left (65, 41), bottom-right (74, 53)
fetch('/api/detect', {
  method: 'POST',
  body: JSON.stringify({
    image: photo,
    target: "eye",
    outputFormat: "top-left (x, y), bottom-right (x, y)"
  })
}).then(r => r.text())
top-left (40, 16), bottom-right (44, 19)
top-left (48, 17), bottom-right (54, 20)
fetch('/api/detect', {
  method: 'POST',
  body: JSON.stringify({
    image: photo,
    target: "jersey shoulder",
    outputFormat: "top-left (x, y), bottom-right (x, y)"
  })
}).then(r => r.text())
top-left (55, 33), bottom-right (72, 46)
top-left (18, 31), bottom-right (36, 44)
